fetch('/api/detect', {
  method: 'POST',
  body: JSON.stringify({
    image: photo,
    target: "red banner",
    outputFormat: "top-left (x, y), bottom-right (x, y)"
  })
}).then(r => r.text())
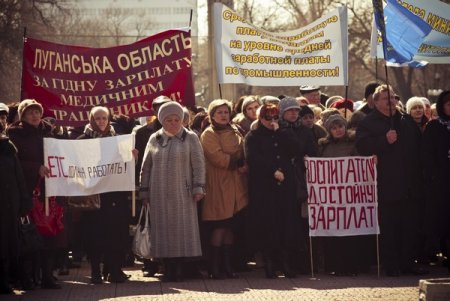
top-left (22, 30), bottom-right (195, 126)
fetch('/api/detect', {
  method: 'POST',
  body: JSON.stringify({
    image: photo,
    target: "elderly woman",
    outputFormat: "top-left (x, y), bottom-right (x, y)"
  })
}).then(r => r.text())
top-left (7, 99), bottom-right (60, 289)
top-left (200, 99), bottom-right (248, 279)
top-left (406, 97), bottom-right (428, 133)
top-left (77, 106), bottom-right (136, 284)
top-left (140, 101), bottom-right (205, 282)
top-left (245, 103), bottom-right (301, 278)
top-left (232, 95), bottom-right (261, 135)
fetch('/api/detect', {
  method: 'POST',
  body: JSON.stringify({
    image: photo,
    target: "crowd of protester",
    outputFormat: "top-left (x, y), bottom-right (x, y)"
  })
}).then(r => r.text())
top-left (0, 83), bottom-right (449, 294)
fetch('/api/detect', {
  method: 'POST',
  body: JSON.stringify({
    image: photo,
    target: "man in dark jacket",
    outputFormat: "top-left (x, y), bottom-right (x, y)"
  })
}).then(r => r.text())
top-left (134, 95), bottom-right (171, 277)
top-left (356, 85), bottom-right (427, 276)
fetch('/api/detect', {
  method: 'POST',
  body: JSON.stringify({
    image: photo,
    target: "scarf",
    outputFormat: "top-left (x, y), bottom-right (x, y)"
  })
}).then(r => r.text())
top-left (83, 123), bottom-right (116, 138)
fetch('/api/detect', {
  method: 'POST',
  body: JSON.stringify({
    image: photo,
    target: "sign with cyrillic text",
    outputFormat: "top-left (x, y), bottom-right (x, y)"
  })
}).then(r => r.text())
top-left (305, 156), bottom-right (379, 237)
top-left (214, 3), bottom-right (348, 86)
top-left (22, 29), bottom-right (195, 126)
top-left (43, 134), bottom-right (135, 196)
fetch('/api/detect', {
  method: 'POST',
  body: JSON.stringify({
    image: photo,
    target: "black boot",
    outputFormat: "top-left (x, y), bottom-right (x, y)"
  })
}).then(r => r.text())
top-left (0, 260), bottom-right (13, 294)
top-left (281, 250), bottom-right (296, 278)
top-left (41, 255), bottom-right (61, 289)
top-left (209, 246), bottom-right (223, 279)
top-left (223, 245), bottom-right (238, 278)
top-left (263, 251), bottom-right (276, 279)
top-left (162, 259), bottom-right (175, 282)
top-left (90, 254), bottom-right (103, 284)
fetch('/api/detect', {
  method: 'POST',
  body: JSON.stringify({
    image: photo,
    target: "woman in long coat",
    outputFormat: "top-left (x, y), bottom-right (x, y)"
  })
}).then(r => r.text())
top-left (0, 121), bottom-right (32, 294)
top-left (140, 101), bottom-right (205, 282)
top-left (200, 99), bottom-right (248, 279)
top-left (245, 103), bottom-right (300, 278)
top-left (7, 99), bottom-right (60, 289)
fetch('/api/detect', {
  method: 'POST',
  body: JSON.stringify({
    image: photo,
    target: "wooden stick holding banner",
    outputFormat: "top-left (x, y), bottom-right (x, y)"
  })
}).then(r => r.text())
top-left (218, 84), bottom-right (223, 99)
top-left (132, 191), bottom-right (136, 217)
top-left (376, 234), bottom-right (381, 278)
top-left (309, 236), bottom-right (315, 278)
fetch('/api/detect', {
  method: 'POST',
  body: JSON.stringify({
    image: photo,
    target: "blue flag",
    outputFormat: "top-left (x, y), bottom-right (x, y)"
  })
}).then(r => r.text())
top-left (373, 0), bottom-right (432, 67)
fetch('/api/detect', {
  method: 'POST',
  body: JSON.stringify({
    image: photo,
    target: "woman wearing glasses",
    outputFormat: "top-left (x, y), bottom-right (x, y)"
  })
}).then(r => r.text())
top-left (245, 101), bottom-right (303, 279)
top-left (200, 99), bottom-right (248, 279)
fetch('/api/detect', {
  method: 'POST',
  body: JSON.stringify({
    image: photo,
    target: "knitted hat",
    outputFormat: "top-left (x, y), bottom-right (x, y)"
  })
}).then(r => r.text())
top-left (158, 101), bottom-right (184, 122)
top-left (324, 114), bottom-right (347, 132)
top-left (18, 99), bottom-right (43, 120)
top-left (331, 98), bottom-right (354, 112)
top-left (405, 97), bottom-right (425, 114)
top-left (0, 102), bottom-right (9, 114)
top-left (299, 105), bottom-right (314, 118)
top-left (364, 82), bottom-right (380, 99)
top-left (279, 96), bottom-right (300, 118)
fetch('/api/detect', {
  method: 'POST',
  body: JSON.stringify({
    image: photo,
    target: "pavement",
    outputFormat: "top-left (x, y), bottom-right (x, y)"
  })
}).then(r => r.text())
top-left (3, 261), bottom-right (449, 301)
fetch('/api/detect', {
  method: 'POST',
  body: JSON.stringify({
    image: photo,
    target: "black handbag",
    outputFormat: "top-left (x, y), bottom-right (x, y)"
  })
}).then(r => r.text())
top-left (19, 216), bottom-right (44, 255)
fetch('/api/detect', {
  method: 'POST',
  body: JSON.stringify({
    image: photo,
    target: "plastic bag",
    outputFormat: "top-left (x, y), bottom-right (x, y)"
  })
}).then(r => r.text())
top-left (132, 204), bottom-right (151, 259)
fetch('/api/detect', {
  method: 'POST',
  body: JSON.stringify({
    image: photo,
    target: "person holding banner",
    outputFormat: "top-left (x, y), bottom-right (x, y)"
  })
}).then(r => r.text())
top-left (245, 102), bottom-right (303, 279)
top-left (140, 101), bottom-right (205, 282)
top-left (200, 99), bottom-right (248, 279)
top-left (6, 99), bottom-right (61, 289)
top-left (356, 85), bottom-right (427, 276)
top-left (318, 114), bottom-right (362, 276)
top-left (77, 106), bottom-right (136, 284)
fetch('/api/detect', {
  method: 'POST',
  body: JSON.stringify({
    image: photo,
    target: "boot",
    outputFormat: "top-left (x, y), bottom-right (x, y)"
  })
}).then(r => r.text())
top-left (19, 256), bottom-right (34, 290)
top-left (263, 251), bottom-right (276, 279)
top-left (209, 246), bottom-right (223, 279)
top-left (0, 260), bottom-right (13, 294)
top-left (41, 255), bottom-right (61, 289)
top-left (162, 259), bottom-right (175, 282)
top-left (90, 254), bottom-right (103, 284)
top-left (173, 258), bottom-right (184, 282)
top-left (223, 245), bottom-right (238, 278)
top-left (105, 252), bottom-right (127, 283)
top-left (281, 250), bottom-right (296, 278)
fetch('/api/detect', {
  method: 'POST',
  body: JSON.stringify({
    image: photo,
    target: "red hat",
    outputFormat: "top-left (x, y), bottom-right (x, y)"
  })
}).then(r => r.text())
top-left (331, 98), bottom-right (354, 112)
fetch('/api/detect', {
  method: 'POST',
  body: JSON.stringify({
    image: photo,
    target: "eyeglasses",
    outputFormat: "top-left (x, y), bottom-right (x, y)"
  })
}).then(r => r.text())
top-left (263, 115), bottom-right (279, 121)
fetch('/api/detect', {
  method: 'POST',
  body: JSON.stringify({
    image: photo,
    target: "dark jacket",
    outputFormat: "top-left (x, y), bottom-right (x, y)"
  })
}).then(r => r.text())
top-left (77, 129), bottom-right (130, 254)
top-left (318, 131), bottom-right (358, 157)
top-left (0, 137), bottom-right (32, 259)
top-left (7, 120), bottom-right (53, 197)
top-left (421, 119), bottom-right (450, 233)
top-left (134, 119), bottom-right (162, 185)
top-left (356, 110), bottom-right (423, 202)
top-left (245, 124), bottom-right (302, 251)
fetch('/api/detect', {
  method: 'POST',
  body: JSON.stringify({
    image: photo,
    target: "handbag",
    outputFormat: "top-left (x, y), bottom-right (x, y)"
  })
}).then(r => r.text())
top-left (67, 194), bottom-right (101, 210)
top-left (132, 204), bottom-right (151, 259)
top-left (29, 181), bottom-right (64, 237)
top-left (18, 216), bottom-right (44, 254)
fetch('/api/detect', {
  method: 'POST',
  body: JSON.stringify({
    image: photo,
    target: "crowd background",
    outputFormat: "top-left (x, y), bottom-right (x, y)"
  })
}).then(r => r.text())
top-left (0, 83), bottom-right (449, 294)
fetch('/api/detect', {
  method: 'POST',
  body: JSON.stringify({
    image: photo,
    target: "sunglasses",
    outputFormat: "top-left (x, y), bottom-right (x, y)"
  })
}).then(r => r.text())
top-left (263, 115), bottom-right (279, 121)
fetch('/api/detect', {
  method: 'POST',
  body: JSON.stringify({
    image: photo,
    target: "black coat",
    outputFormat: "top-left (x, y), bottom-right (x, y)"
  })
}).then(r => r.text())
top-left (245, 124), bottom-right (302, 252)
top-left (77, 131), bottom-right (130, 255)
top-left (6, 120), bottom-right (54, 196)
top-left (421, 119), bottom-right (450, 234)
top-left (356, 110), bottom-right (424, 202)
top-left (0, 137), bottom-right (32, 259)
top-left (134, 119), bottom-right (162, 185)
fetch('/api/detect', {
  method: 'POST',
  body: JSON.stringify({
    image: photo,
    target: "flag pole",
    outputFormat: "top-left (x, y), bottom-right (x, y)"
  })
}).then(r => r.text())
top-left (376, 234), bottom-right (381, 278)
top-left (309, 236), bottom-right (315, 278)
top-left (218, 84), bottom-right (223, 99)
top-left (344, 85), bottom-right (349, 119)
top-left (189, 9), bottom-right (193, 28)
top-left (20, 27), bottom-right (27, 101)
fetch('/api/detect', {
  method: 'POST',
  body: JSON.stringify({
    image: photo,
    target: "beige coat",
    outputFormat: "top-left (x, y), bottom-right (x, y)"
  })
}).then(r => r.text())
top-left (200, 126), bottom-right (248, 221)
